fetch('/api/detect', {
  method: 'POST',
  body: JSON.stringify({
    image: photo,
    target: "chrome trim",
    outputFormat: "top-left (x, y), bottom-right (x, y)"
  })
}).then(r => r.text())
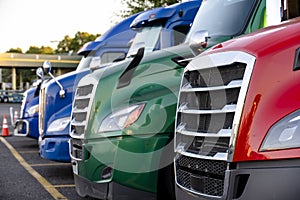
top-left (176, 148), bottom-right (228, 161)
top-left (20, 91), bottom-right (28, 117)
top-left (181, 80), bottom-right (242, 92)
top-left (13, 119), bottom-right (29, 136)
top-left (69, 139), bottom-right (83, 161)
top-left (178, 104), bottom-right (236, 114)
top-left (176, 128), bottom-right (232, 138)
top-left (177, 57), bottom-right (194, 63)
top-left (175, 50), bottom-right (255, 161)
top-left (38, 87), bottom-right (46, 137)
top-left (70, 74), bottom-right (98, 139)
top-left (174, 51), bottom-right (256, 197)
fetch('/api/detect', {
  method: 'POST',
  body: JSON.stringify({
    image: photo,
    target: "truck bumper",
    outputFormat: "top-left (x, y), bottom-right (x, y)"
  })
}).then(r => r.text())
top-left (70, 135), bottom-right (172, 199)
top-left (14, 117), bottom-right (39, 139)
top-left (74, 173), bottom-right (156, 200)
top-left (39, 137), bottom-right (70, 162)
top-left (175, 159), bottom-right (300, 200)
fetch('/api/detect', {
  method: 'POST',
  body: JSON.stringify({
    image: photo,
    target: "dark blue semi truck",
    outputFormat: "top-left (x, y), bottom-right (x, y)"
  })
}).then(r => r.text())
top-left (14, 13), bottom-right (138, 141)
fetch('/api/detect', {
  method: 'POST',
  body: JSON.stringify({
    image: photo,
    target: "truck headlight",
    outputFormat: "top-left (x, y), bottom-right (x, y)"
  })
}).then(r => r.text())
top-left (260, 110), bottom-right (300, 151)
top-left (47, 117), bottom-right (70, 132)
top-left (98, 103), bottom-right (145, 133)
top-left (25, 105), bottom-right (39, 117)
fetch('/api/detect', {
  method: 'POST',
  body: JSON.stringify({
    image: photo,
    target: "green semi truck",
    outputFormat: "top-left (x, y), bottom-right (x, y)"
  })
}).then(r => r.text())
top-left (69, 0), bottom-right (291, 199)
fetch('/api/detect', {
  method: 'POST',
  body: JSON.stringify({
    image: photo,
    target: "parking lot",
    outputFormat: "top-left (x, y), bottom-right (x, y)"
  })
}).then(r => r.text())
top-left (0, 103), bottom-right (95, 200)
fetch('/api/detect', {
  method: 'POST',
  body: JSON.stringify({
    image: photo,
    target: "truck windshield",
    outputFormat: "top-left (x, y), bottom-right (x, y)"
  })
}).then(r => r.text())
top-left (186, 0), bottom-right (256, 40)
top-left (76, 51), bottom-right (126, 71)
top-left (76, 56), bottom-right (93, 71)
top-left (126, 24), bottom-right (162, 57)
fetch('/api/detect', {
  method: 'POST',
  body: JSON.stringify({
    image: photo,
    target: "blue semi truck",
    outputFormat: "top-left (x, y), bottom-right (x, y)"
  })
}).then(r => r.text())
top-left (39, 1), bottom-right (202, 163)
top-left (14, 13), bottom-right (138, 140)
top-left (37, 14), bottom-right (140, 162)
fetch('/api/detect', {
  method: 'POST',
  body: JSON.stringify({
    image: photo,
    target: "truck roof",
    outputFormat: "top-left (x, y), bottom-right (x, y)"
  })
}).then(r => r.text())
top-left (202, 17), bottom-right (300, 57)
top-left (130, 0), bottom-right (201, 29)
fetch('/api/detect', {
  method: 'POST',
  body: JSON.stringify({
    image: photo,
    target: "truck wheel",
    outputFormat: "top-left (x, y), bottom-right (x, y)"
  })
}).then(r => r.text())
top-left (157, 138), bottom-right (176, 200)
top-left (157, 163), bottom-right (176, 200)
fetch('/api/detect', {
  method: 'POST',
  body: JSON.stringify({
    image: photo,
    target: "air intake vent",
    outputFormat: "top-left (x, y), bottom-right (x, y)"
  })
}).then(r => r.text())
top-left (175, 51), bottom-right (255, 198)
top-left (70, 76), bottom-right (97, 160)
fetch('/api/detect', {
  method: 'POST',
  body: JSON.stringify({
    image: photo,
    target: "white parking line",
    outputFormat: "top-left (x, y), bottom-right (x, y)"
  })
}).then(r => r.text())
top-left (0, 137), bottom-right (67, 199)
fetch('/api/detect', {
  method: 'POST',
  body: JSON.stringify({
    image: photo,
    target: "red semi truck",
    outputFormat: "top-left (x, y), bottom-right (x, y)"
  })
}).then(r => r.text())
top-left (175, 16), bottom-right (300, 199)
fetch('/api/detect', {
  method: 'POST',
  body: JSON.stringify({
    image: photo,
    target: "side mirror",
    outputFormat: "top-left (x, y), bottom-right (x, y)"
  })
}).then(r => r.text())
top-left (189, 30), bottom-right (209, 56)
top-left (42, 60), bottom-right (66, 98)
top-left (36, 67), bottom-right (44, 79)
top-left (43, 60), bottom-right (52, 74)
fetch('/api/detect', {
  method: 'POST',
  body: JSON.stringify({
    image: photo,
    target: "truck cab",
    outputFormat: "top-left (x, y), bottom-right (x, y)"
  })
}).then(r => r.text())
top-left (69, 0), bottom-right (297, 199)
top-left (69, 1), bottom-right (202, 199)
top-left (175, 1), bottom-right (300, 200)
top-left (13, 14), bottom-right (137, 141)
top-left (37, 13), bottom-right (139, 161)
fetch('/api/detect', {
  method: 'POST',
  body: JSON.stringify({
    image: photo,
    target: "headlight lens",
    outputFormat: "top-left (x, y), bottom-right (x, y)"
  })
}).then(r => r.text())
top-left (260, 109), bottom-right (300, 151)
top-left (98, 103), bottom-right (145, 133)
top-left (47, 117), bottom-right (70, 132)
top-left (25, 104), bottom-right (39, 117)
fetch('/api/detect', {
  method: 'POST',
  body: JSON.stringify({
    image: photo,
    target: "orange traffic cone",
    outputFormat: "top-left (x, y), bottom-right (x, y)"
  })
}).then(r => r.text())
top-left (14, 110), bottom-right (18, 123)
top-left (2, 114), bottom-right (10, 137)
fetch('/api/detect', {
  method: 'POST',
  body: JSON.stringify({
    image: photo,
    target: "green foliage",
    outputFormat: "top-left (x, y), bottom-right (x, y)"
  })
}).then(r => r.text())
top-left (55, 31), bottom-right (100, 54)
top-left (120, 0), bottom-right (179, 17)
top-left (25, 46), bottom-right (54, 54)
top-left (6, 48), bottom-right (23, 53)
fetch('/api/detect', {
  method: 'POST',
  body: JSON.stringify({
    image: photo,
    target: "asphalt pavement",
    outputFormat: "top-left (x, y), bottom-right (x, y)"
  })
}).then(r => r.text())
top-left (0, 103), bottom-right (96, 200)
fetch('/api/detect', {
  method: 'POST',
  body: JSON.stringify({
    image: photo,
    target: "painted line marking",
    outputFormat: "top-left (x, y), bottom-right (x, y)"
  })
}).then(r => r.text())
top-left (52, 184), bottom-right (75, 188)
top-left (19, 150), bottom-right (39, 153)
top-left (31, 163), bottom-right (71, 167)
top-left (0, 137), bottom-right (67, 199)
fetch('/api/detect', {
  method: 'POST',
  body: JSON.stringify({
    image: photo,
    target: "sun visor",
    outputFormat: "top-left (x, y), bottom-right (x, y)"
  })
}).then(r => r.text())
top-left (130, 7), bottom-right (176, 29)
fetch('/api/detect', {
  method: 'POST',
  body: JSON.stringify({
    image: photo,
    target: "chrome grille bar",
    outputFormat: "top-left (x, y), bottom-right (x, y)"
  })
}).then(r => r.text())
top-left (175, 51), bottom-right (255, 197)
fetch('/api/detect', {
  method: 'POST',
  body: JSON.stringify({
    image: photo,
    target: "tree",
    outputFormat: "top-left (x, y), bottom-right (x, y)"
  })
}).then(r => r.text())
top-left (25, 46), bottom-right (54, 54)
top-left (6, 48), bottom-right (23, 53)
top-left (56, 31), bottom-right (100, 54)
top-left (120, 0), bottom-right (179, 17)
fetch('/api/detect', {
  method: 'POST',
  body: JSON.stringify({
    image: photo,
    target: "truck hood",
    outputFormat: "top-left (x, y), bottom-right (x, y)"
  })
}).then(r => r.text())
top-left (42, 68), bottom-right (91, 136)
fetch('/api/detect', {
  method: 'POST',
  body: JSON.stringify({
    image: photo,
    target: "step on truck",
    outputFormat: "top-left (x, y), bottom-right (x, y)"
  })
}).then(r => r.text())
top-left (174, 14), bottom-right (300, 200)
top-left (13, 13), bottom-right (138, 141)
top-left (69, 1), bottom-right (202, 199)
top-left (69, 0), bottom-right (296, 199)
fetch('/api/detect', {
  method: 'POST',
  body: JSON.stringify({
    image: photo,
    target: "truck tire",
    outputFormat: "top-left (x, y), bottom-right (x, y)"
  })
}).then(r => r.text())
top-left (157, 163), bottom-right (176, 200)
top-left (157, 138), bottom-right (176, 200)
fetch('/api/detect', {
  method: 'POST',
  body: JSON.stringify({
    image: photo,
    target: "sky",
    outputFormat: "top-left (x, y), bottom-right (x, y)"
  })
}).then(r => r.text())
top-left (0, 0), bottom-right (124, 53)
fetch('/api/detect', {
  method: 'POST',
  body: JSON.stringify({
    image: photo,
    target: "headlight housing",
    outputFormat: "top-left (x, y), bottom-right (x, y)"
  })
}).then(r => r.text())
top-left (98, 103), bottom-right (145, 133)
top-left (47, 117), bottom-right (70, 132)
top-left (25, 104), bottom-right (39, 117)
top-left (260, 109), bottom-right (300, 151)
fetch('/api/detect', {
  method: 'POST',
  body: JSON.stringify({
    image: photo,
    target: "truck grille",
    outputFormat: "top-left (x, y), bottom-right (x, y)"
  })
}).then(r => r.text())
top-left (175, 51), bottom-right (255, 197)
top-left (39, 87), bottom-right (46, 137)
top-left (70, 76), bottom-right (97, 160)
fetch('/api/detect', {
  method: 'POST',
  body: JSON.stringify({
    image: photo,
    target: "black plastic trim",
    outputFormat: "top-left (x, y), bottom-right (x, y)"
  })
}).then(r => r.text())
top-left (117, 47), bottom-right (145, 89)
